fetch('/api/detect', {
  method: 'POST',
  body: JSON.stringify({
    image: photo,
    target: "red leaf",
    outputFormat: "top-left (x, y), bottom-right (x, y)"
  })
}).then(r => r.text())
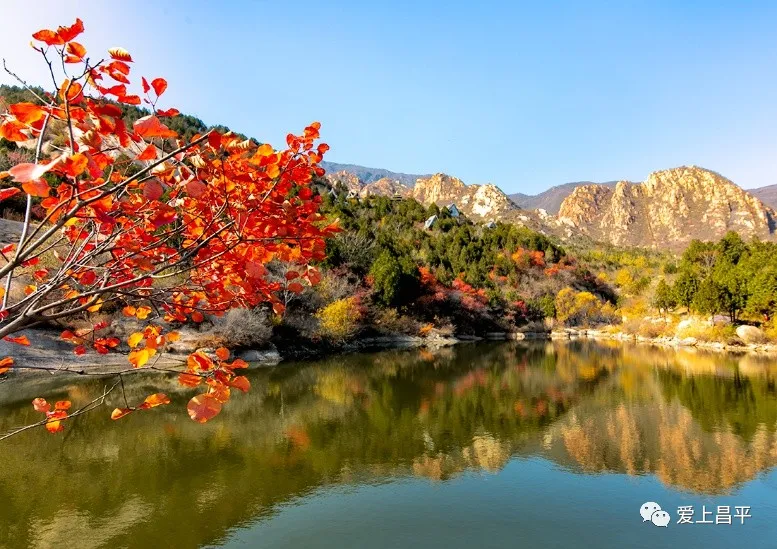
top-left (133, 115), bottom-right (177, 139)
top-left (0, 356), bottom-right (13, 375)
top-left (143, 180), bottom-right (164, 201)
top-left (215, 347), bottom-right (230, 361)
top-left (187, 394), bottom-right (222, 423)
top-left (141, 77), bottom-right (150, 94)
top-left (137, 144), bottom-right (157, 161)
top-left (74, 345), bottom-right (87, 355)
top-left (151, 78), bottom-right (167, 97)
top-left (3, 335), bottom-right (30, 346)
top-left (157, 108), bottom-right (179, 117)
top-left (0, 188), bottom-right (21, 202)
top-left (32, 29), bottom-right (64, 45)
top-left (57, 18), bottom-right (84, 42)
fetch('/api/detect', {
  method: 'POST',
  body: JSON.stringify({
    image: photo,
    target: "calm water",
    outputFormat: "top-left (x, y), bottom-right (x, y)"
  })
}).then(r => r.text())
top-left (2, 341), bottom-right (777, 548)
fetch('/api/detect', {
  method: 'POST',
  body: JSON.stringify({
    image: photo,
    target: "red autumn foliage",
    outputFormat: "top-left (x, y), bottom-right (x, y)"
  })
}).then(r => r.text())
top-left (0, 18), bottom-right (337, 435)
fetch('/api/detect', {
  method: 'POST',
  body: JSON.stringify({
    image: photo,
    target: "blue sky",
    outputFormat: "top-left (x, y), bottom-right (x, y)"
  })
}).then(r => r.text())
top-left (1, 1), bottom-right (776, 193)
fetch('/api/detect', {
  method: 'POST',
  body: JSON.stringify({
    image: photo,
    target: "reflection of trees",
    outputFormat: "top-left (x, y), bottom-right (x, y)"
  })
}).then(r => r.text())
top-left (3, 341), bottom-right (777, 547)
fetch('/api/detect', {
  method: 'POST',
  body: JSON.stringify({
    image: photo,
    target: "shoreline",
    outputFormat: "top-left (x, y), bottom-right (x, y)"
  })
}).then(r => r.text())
top-left (3, 322), bottom-right (776, 382)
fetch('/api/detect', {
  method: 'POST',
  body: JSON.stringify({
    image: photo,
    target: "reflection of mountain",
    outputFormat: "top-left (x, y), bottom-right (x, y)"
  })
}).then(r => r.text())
top-left (2, 341), bottom-right (777, 547)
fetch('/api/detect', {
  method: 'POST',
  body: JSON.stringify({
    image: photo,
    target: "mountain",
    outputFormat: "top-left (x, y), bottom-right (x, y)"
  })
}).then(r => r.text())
top-left (320, 161), bottom-right (428, 187)
top-left (411, 173), bottom-right (519, 220)
top-left (557, 166), bottom-right (777, 250)
top-left (750, 184), bottom-right (777, 210)
top-left (509, 181), bottom-right (619, 214)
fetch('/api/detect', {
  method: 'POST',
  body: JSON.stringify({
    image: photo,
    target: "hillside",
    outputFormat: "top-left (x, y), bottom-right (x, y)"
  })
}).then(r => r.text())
top-left (509, 181), bottom-right (618, 214)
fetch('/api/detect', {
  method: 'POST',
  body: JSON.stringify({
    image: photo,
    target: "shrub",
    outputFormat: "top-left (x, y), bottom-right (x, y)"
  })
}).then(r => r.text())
top-left (316, 297), bottom-right (363, 341)
top-left (213, 308), bottom-right (273, 348)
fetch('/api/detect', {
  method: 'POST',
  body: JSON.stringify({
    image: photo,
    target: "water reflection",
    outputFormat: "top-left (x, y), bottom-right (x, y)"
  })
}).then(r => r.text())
top-left (1, 341), bottom-right (777, 548)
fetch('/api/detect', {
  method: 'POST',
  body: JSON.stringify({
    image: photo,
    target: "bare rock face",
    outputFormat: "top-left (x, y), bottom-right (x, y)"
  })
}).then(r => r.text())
top-left (558, 166), bottom-right (777, 250)
top-left (411, 173), bottom-right (517, 219)
top-left (324, 170), bottom-right (362, 192)
top-left (359, 177), bottom-right (411, 198)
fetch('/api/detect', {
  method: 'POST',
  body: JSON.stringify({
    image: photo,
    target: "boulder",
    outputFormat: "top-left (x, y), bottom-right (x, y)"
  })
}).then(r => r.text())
top-left (679, 337), bottom-right (698, 347)
top-left (736, 325), bottom-right (767, 344)
top-left (237, 347), bottom-right (281, 366)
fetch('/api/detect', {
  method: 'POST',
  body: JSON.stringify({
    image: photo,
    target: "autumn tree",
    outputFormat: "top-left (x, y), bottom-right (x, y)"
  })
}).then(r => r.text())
top-left (0, 18), bottom-right (337, 435)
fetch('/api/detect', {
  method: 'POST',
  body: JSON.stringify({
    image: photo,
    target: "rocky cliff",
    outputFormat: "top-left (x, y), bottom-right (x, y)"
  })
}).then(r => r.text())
top-left (558, 166), bottom-right (777, 249)
top-left (411, 173), bottom-right (518, 220)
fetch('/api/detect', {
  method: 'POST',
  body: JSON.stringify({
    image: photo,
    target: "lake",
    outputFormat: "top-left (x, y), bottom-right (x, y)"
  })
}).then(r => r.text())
top-left (2, 340), bottom-right (777, 548)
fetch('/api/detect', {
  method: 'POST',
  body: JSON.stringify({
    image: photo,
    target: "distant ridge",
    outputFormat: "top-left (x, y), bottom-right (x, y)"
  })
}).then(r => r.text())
top-left (750, 184), bottom-right (777, 210)
top-left (320, 161), bottom-right (429, 187)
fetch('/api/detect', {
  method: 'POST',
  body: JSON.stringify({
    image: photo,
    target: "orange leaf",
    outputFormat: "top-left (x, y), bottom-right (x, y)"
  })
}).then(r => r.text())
top-left (24, 284), bottom-right (37, 295)
top-left (140, 393), bottom-right (170, 409)
top-left (111, 407), bottom-right (132, 420)
top-left (166, 331), bottom-right (180, 343)
top-left (215, 347), bottom-right (230, 361)
top-left (0, 356), bottom-right (13, 374)
top-left (133, 115), bottom-right (177, 139)
top-left (21, 179), bottom-right (49, 198)
top-left (3, 335), bottom-right (30, 346)
top-left (229, 375), bottom-right (251, 393)
top-left (122, 305), bottom-right (137, 317)
top-left (230, 359), bottom-right (249, 369)
top-left (54, 400), bottom-right (71, 411)
top-left (187, 393), bottom-right (222, 423)
top-left (137, 144), bottom-right (157, 161)
top-left (32, 397), bottom-right (50, 413)
top-left (60, 153), bottom-right (88, 178)
top-left (128, 348), bottom-right (156, 368)
top-left (108, 47), bottom-right (133, 62)
top-left (9, 103), bottom-right (46, 125)
top-left (187, 352), bottom-right (213, 372)
top-left (151, 77), bottom-right (167, 97)
top-left (191, 311), bottom-right (204, 323)
top-left (0, 120), bottom-right (28, 141)
top-left (178, 372), bottom-right (202, 387)
top-left (135, 306), bottom-right (152, 320)
top-left (65, 41), bottom-right (87, 61)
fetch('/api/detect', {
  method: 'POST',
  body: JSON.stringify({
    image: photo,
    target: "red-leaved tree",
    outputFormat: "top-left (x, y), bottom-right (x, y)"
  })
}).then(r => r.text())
top-left (0, 18), bottom-right (337, 436)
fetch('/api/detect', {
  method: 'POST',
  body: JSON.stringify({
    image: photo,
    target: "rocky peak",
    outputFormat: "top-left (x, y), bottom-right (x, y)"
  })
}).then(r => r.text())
top-left (359, 177), bottom-right (411, 198)
top-left (558, 166), bottom-right (777, 249)
top-left (324, 170), bottom-right (362, 192)
top-left (412, 174), bottom-right (516, 219)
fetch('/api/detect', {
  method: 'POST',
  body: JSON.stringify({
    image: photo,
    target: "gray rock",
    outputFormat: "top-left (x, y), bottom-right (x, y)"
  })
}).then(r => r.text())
top-left (237, 347), bottom-right (281, 366)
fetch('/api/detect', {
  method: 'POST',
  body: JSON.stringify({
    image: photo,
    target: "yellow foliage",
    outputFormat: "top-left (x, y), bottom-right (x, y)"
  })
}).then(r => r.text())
top-left (315, 297), bottom-right (362, 341)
